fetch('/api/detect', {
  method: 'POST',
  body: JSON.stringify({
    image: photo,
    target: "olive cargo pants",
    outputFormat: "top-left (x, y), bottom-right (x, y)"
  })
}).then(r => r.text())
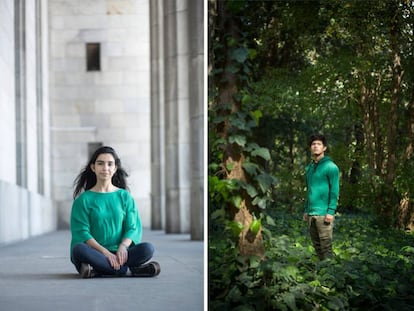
top-left (308, 215), bottom-right (334, 260)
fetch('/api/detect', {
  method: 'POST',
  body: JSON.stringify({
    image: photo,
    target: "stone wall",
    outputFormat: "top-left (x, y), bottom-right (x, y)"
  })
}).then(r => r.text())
top-left (0, 180), bottom-right (57, 245)
top-left (0, 0), bottom-right (203, 243)
top-left (0, 0), bottom-right (17, 183)
top-left (0, 0), bottom-right (56, 244)
top-left (49, 0), bottom-right (151, 228)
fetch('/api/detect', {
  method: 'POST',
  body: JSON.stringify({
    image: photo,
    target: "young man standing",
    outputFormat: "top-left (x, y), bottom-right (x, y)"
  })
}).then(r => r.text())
top-left (303, 134), bottom-right (340, 260)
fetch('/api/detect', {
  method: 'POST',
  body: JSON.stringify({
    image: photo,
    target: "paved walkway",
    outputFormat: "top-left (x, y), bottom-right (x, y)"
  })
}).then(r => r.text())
top-left (0, 230), bottom-right (204, 311)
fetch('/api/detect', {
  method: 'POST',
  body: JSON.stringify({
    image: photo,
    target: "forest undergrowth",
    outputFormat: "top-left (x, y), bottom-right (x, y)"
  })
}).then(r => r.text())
top-left (209, 211), bottom-right (414, 310)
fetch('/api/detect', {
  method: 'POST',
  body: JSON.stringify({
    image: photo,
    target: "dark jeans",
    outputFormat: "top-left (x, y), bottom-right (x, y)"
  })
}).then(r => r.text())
top-left (71, 242), bottom-right (154, 276)
top-left (308, 216), bottom-right (333, 260)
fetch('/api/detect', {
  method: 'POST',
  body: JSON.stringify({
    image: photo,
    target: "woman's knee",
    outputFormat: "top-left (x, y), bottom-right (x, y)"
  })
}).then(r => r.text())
top-left (72, 243), bottom-right (89, 257)
top-left (73, 242), bottom-right (87, 251)
top-left (131, 242), bottom-right (154, 258)
top-left (140, 242), bottom-right (155, 256)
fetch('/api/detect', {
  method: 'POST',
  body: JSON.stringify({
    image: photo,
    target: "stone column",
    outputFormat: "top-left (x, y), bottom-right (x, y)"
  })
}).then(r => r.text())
top-left (176, 0), bottom-right (191, 233)
top-left (163, 0), bottom-right (179, 233)
top-left (39, 0), bottom-right (51, 197)
top-left (163, 0), bottom-right (191, 233)
top-left (151, 0), bottom-right (203, 235)
top-left (15, 0), bottom-right (28, 188)
top-left (150, 0), bottom-right (165, 230)
top-left (188, 0), bottom-right (204, 241)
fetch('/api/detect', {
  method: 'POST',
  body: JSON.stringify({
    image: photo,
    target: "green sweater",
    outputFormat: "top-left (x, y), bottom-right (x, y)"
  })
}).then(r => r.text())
top-left (304, 156), bottom-right (340, 216)
top-left (70, 189), bottom-right (142, 256)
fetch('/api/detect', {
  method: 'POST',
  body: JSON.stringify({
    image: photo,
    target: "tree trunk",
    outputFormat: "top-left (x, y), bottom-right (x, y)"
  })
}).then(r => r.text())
top-left (349, 122), bottom-right (363, 185)
top-left (384, 7), bottom-right (403, 221)
top-left (213, 0), bottom-right (264, 257)
top-left (396, 6), bottom-right (414, 229)
top-left (359, 83), bottom-right (377, 182)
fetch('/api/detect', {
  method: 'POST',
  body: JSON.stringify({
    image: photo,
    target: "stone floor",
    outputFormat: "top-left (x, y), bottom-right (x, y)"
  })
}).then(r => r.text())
top-left (0, 230), bottom-right (204, 311)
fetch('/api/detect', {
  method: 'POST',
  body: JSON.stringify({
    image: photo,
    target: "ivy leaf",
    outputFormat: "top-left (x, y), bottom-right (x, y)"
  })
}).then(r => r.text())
top-left (208, 162), bottom-right (220, 172)
top-left (252, 196), bottom-right (267, 209)
top-left (231, 47), bottom-right (249, 63)
top-left (241, 94), bottom-right (252, 105)
top-left (243, 183), bottom-right (258, 198)
top-left (226, 221), bottom-right (244, 237)
top-left (266, 215), bottom-right (276, 226)
top-left (251, 147), bottom-right (271, 161)
top-left (249, 256), bottom-right (261, 268)
top-left (229, 134), bottom-right (246, 146)
top-left (242, 162), bottom-right (259, 175)
top-left (250, 110), bottom-right (263, 126)
top-left (257, 174), bottom-right (273, 193)
top-left (245, 142), bottom-right (260, 152)
top-left (230, 117), bottom-right (248, 130)
top-left (210, 208), bottom-right (225, 220)
top-left (211, 137), bottom-right (226, 149)
top-left (236, 271), bottom-right (253, 288)
top-left (249, 218), bottom-right (261, 235)
top-left (231, 195), bottom-right (242, 209)
top-left (211, 115), bottom-right (227, 124)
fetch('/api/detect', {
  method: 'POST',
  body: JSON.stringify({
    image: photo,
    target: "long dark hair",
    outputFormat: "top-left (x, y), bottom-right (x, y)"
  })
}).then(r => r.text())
top-left (73, 146), bottom-right (129, 198)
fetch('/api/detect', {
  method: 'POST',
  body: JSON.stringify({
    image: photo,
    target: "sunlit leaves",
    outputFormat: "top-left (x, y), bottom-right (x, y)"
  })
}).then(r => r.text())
top-left (249, 109), bottom-right (262, 126)
top-left (231, 195), bottom-right (243, 209)
top-left (226, 220), bottom-right (244, 237)
top-left (249, 217), bottom-right (261, 235)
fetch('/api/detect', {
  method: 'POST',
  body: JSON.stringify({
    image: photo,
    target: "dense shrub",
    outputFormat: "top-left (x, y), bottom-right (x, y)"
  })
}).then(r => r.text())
top-left (209, 211), bottom-right (414, 310)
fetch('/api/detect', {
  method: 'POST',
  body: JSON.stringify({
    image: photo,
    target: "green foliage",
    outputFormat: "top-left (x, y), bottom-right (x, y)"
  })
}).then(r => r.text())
top-left (208, 101), bottom-right (277, 213)
top-left (209, 0), bottom-right (414, 310)
top-left (395, 157), bottom-right (414, 200)
top-left (209, 211), bottom-right (414, 310)
top-left (235, 0), bottom-right (414, 219)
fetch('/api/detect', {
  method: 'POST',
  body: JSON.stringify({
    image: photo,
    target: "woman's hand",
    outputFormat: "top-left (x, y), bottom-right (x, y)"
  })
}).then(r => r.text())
top-left (103, 250), bottom-right (121, 270)
top-left (116, 244), bottom-right (128, 266)
top-left (86, 238), bottom-right (122, 270)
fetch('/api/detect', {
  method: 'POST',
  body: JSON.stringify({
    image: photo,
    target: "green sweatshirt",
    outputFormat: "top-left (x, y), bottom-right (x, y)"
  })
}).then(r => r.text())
top-left (70, 189), bottom-right (142, 256)
top-left (304, 156), bottom-right (340, 216)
